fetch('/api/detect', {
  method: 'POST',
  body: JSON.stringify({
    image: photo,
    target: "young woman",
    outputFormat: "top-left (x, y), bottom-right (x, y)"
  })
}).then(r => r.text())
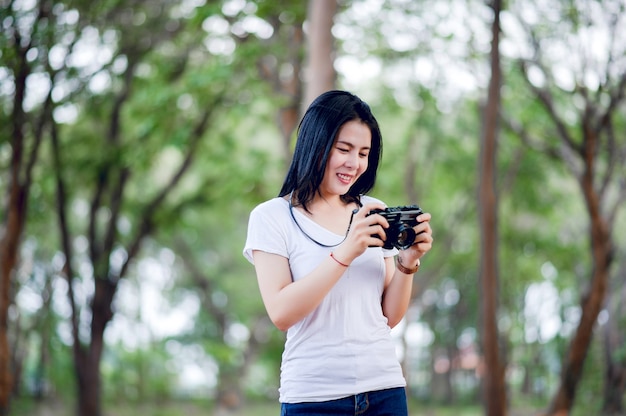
top-left (243, 90), bottom-right (433, 415)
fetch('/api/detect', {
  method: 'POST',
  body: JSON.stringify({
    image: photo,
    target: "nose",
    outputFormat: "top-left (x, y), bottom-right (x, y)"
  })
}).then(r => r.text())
top-left (345, 151), bottom-right (358, 168)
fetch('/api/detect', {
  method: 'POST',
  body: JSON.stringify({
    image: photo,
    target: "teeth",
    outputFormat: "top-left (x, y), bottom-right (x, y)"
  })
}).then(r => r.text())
top-left (338, 174), bottom-right (351, 181)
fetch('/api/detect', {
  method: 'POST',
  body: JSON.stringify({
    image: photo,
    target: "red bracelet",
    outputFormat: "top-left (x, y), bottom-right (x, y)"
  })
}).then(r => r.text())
top-left (330, 252), bottom-right (349, 267)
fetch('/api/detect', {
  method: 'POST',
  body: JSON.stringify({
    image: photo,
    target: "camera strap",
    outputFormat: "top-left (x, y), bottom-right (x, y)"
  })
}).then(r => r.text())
top-left (288, 193), bottom-right (360, 248)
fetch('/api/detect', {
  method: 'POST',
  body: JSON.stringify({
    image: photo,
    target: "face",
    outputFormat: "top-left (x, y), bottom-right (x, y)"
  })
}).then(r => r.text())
top-left (319, 120), bottom-right (371, 199)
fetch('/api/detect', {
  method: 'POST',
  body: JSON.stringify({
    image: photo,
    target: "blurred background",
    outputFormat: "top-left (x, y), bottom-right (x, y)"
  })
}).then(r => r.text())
top-left (1, 0), bottom-right (625, 415)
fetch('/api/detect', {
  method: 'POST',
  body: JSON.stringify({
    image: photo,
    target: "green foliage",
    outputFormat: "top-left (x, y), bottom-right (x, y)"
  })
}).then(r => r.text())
top-left (102, 342), bottom-right (175, 402)
top-left (2, 0), bottom-right (626, 414)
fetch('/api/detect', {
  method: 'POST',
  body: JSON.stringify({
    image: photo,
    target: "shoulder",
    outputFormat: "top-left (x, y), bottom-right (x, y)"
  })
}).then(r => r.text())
top-left (248, 197), bottom-right (291, 226)
top-left (244, 197), bottom-right (291, 263)
top-left (251, 197), bottom-right (289, 215)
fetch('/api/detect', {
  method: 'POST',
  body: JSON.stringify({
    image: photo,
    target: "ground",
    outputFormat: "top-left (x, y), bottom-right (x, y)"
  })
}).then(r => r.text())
top-left (12, 397), bottom-right (558, 416)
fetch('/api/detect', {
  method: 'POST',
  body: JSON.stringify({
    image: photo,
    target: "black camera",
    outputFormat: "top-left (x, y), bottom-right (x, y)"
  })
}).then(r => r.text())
top-left (368, 205), bottom-right (423, 250)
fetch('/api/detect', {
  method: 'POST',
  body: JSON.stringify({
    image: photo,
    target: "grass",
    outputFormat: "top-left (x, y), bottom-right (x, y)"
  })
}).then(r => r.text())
top-left (10, 398), bottom-right (500, 416)
top-left (11, 396), bottom-right (553, 416)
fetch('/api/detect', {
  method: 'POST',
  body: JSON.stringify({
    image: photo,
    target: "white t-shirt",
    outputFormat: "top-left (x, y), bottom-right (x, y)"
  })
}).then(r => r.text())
top-left (243, 195), bottom-right (406, 403)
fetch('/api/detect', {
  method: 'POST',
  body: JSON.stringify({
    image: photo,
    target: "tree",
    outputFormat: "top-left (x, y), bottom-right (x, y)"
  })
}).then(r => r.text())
top-left (173, 238), bottom-right (273, 413)
top-left (302, 0), bottom-right (338, 108)
top-left (0, 1), bottom-right (64, 412)
top-left (477, 0), bottom-right (507, 414)
top-left (1, 0), bottom-right (246, 414)
top-left (504, 1), bottom-right (626, 413)
top-left (241, 1), bottom-right (308, 166)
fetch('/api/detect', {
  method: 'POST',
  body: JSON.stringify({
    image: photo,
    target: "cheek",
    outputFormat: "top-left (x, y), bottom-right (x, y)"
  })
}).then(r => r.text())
top-left (327, 151), bottom-right (342, 169)
top-left (359, 159), bottom-right (369, 173)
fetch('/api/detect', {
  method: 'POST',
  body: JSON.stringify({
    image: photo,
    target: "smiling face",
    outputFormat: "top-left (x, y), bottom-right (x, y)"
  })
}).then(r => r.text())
top-left (319, 120), bottom-right (372, 200)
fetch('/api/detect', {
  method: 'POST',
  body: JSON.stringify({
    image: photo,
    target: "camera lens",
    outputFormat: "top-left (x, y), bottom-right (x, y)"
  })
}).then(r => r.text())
top-left (395, 224), bottom-right (416, 250)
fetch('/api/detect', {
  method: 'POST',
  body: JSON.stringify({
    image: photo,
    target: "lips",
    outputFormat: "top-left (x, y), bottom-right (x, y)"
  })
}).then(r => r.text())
top-left (337, 173), bottom-right (353, 184)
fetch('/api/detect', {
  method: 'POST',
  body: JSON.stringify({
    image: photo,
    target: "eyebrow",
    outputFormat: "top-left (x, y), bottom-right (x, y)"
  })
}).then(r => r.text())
top-left (336, 140), bottom-right (371, 150)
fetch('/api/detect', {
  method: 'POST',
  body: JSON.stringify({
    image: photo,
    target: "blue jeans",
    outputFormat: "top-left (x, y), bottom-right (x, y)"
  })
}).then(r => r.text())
top-left (280, 387), bottom-right (408, 415)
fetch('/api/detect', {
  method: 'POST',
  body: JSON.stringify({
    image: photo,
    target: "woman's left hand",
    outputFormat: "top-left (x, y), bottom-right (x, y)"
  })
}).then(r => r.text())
top-left (397, 212), bottom-right (433, 267)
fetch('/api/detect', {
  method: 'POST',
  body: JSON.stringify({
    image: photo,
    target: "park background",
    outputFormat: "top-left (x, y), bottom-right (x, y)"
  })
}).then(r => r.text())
top-left (1, 0), bottom-right (625, 415)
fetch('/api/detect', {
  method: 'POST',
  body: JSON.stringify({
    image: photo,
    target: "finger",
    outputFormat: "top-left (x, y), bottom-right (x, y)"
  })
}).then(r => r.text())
top-left (368, 237), bottom-right (385, 248)
top-left (414, 244), bottom-right (432, 255)
top-left (414, 220), bottom-right (432, 235)
top-left (413, 234), bottom-right (433, 252)
top-left (410, 227), bottom-right (432, 244)
top-left (417, 212), bottom-right (431, 223)
top-left (368, 224), bottom-right (387, 241)
top-left (374, 215), bottom-right (390, 229)
top-left (358, 208), bottom-right (389, 229)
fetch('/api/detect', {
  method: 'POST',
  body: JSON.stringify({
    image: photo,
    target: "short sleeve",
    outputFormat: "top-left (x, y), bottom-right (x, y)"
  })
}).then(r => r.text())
top-left (243, 199), bottom-right (290, 264)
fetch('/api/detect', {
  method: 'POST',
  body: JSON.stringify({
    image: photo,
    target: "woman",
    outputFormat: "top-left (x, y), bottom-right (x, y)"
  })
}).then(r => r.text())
top-left (243, 90), bottom-right (433, 415)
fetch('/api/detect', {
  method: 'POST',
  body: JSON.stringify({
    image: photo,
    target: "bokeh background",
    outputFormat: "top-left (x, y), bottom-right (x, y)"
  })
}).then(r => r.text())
top-left (1, 0), bottom-right (625, 415)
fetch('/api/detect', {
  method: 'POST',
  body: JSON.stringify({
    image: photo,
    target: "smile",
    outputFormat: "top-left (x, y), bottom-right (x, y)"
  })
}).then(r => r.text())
top-left (337, 173), bottom-right (353, 184)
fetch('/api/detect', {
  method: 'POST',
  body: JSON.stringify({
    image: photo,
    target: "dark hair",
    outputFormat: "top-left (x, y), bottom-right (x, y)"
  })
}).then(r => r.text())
top-left (278, 90), bottom-right (382, 211)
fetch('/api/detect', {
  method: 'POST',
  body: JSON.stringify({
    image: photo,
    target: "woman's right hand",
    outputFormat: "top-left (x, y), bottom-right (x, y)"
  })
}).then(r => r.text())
top-left (333, 202), bottom-right (390, 264)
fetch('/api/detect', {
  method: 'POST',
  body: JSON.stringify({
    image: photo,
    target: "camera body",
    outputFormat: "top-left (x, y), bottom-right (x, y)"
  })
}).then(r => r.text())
top-left (368, 205), bottom-right (423, 250)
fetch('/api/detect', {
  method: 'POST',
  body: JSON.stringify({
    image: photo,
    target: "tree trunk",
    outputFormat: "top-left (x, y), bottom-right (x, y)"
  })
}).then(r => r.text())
top-left (548, 227), bottom-right (610, 414)
top-left (444, 344), bottom-right (455, 402)
top-left (601, 261), bottom-right (626, 414)
top-left (478, 1), bottom-right (507, 415)
top-left (547, 129), bottom-right (614, 414)
top-left (0, 28), bottom-right (35, 413)
top-left (71, 277), bottom-right (116, 416)
top-left (176, 240), bottom-right (269, 414)
top-left (0, 182), bottom-right (24, 416)
top-left (255, 13), bottom-right (305, 168)
top-left (303, 0), bottom-right (337, 109)
top-left (512, 23), bottom-right (626, 416)
top-left (277, 24), bottom-right (304, 166)
top-left (75, 349), bottom-right (102, 416)
top-left (33, 273), bottom-right (53, 400)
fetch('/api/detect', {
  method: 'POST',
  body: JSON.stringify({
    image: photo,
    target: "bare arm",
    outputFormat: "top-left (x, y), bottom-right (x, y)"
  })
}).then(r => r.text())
top-left (252, 202), bottom-right (389, 331)
top-left (252, 250), bottom-right (349, 331)
top-left (381, 257), bottom-right (414, 328)
top-left (382, 212), bottom-right (433, 328)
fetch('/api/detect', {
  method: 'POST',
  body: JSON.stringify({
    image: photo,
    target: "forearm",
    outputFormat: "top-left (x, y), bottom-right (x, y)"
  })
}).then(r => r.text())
top-left (382, 259), bottom-right (418, 328)
top-left (261, 253), bottom-right (349, 331)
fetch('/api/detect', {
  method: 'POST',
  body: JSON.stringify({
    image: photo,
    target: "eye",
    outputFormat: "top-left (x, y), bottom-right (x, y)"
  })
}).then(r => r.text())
top-left (359, 152), bottom-right (369, 158)
top-left (336, 147), bottom-right (350, 153)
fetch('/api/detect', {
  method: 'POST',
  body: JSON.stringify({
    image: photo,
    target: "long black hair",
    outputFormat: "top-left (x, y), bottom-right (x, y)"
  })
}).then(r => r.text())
top-left (278, 90), bottom-right (383, 212)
